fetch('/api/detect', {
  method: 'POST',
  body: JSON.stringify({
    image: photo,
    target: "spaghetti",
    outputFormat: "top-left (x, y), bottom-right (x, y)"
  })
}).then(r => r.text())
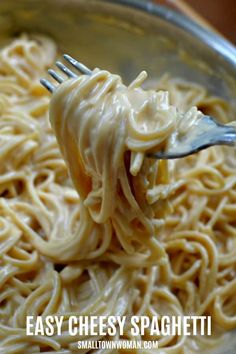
top-left (0, 36), bottom-right (235, 353)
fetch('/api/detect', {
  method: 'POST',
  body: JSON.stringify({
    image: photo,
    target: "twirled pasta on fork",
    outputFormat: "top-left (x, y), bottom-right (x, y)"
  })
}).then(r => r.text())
top-left (0, 35), bottom-right (235, 354)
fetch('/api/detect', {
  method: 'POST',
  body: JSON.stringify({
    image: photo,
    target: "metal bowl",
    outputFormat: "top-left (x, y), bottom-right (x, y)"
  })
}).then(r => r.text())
top-left (0, 0), bottom-right (236, 104)
top-left (0, 0), bottom-right (235, 352)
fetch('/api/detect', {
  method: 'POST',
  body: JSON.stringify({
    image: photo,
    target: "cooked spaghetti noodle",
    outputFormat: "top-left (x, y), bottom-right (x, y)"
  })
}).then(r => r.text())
top-left (0, 36), bottom-right (235, 353)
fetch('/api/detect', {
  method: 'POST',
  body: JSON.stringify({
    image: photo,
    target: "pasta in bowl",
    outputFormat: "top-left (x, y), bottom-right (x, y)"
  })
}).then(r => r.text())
top-left (0, 33), bottom-right (235, 353)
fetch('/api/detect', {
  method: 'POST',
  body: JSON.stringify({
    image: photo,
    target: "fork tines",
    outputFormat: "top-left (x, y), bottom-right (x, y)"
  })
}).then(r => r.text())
top-left (63, 54), bottom-right (91, 75)
top-left (40, 55), bottom-right (92, 93)
top-left (40, 78), bottom-right (55, 93)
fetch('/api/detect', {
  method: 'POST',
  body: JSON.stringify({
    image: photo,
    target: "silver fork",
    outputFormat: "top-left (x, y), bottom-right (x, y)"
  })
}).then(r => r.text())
top-left (40, 54), bottom-right (236, 159)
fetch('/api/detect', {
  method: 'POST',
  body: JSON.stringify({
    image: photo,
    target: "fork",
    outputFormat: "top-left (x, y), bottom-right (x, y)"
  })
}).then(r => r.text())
top-left (40, 54), bottom-right (236, 159)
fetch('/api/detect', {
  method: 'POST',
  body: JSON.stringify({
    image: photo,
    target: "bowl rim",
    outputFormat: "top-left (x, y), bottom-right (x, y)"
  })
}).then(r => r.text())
top-left (100, 0), bottom-right (236, 72)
